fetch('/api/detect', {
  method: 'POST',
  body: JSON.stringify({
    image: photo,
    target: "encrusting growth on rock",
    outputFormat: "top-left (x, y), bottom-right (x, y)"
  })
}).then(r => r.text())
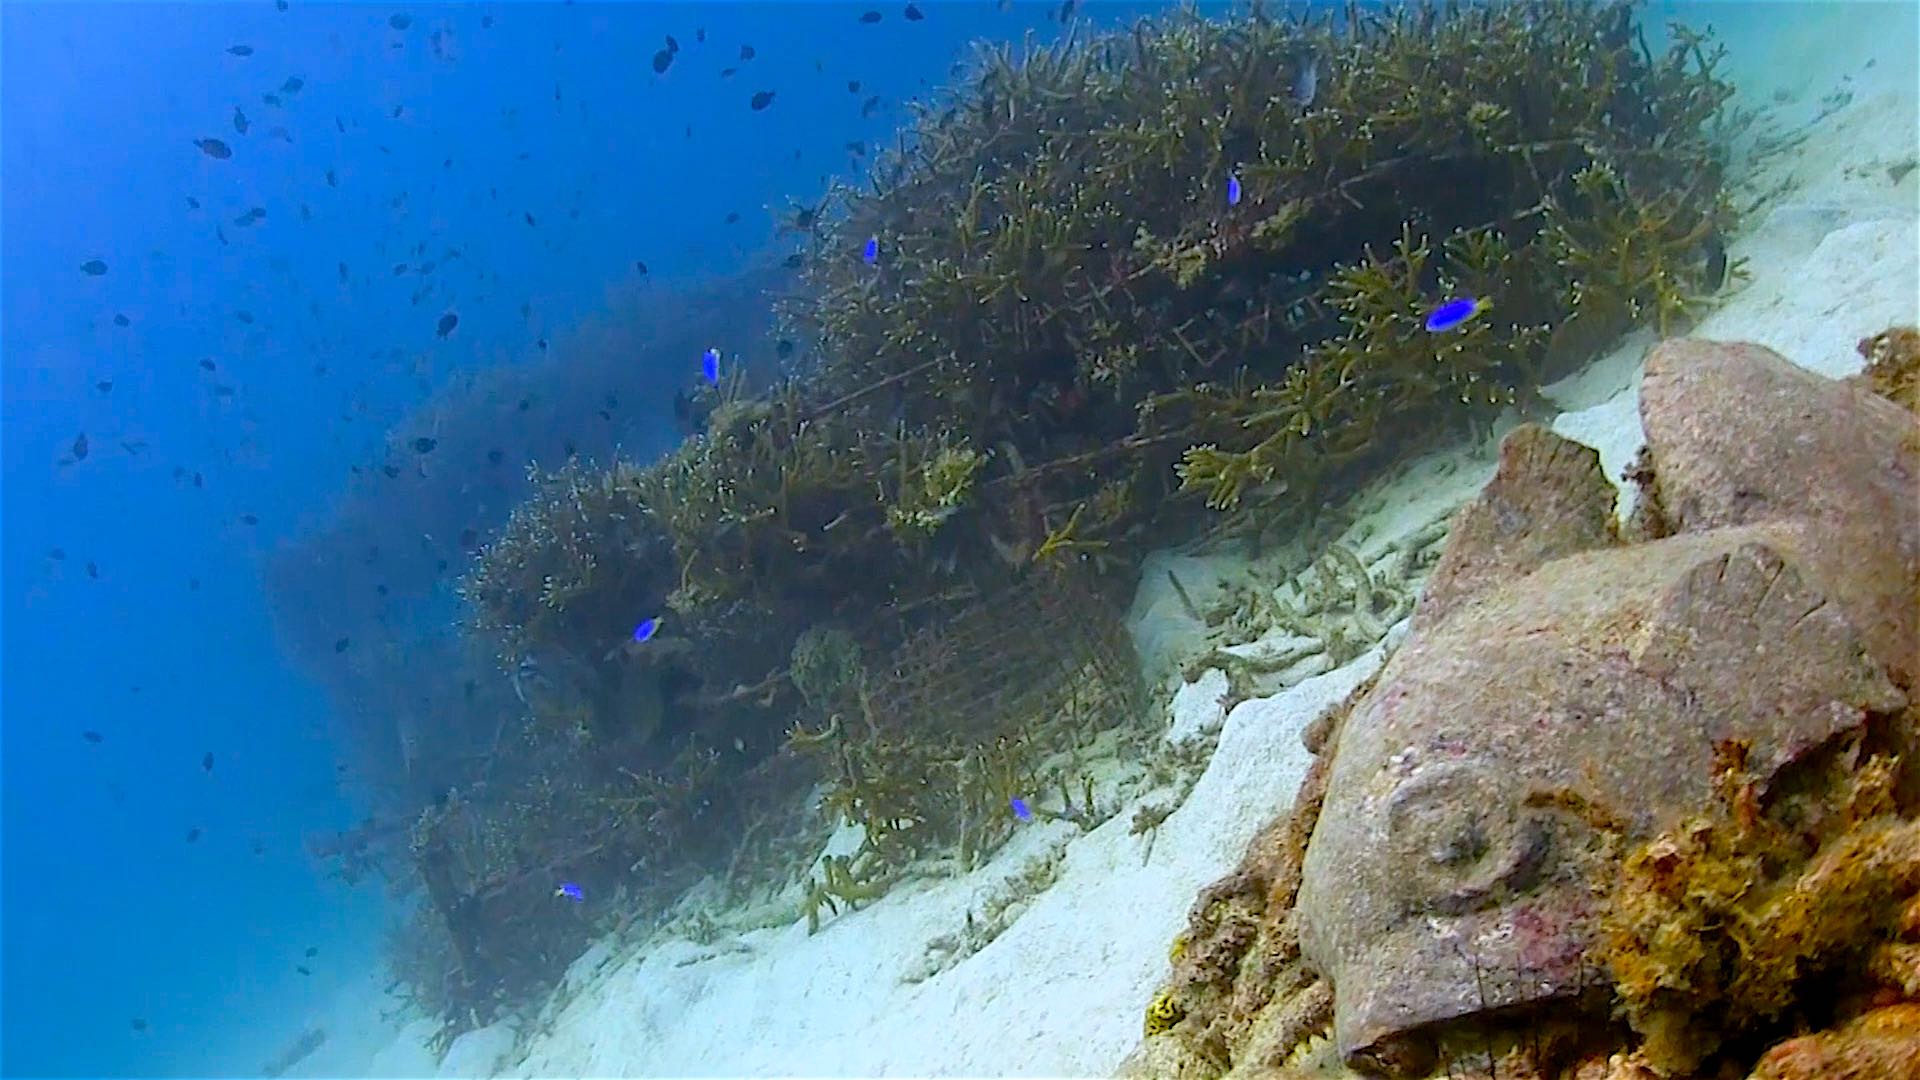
top-left (1130, 332), bottom-right (1920, 1080)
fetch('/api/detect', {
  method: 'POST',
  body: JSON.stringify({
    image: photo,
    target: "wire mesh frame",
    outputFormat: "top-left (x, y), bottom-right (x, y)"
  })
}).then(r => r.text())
top-left (861, 570), bottom-right (1143, 741)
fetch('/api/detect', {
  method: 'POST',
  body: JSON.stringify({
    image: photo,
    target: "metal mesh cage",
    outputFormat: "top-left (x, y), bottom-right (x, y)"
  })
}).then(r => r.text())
top-left (861, 570), bottom-right (1142, 741)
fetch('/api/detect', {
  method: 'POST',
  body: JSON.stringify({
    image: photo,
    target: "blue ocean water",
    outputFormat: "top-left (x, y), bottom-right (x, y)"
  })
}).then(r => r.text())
top-left (7, 1), bottom-right (1913, 1077)
top-left (0, 4), bottom-right (1170, 1077)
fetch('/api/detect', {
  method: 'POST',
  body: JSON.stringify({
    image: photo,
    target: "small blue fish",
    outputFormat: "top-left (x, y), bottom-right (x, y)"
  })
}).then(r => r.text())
top-left (1226, 174), bottom-right (1243, 207)
top-left (1424, 296), bottom-right (1487, 333)
top-left (632, 616), bottom-right (660, 643)
top-left (701, 347), bottom-right (721, 384)
top-left (1009, 797), bottom-right (1032, 822)
top-left (862, 236), bottom-right (879, 265)
top-left (554, 882), bottom-right (584, 902)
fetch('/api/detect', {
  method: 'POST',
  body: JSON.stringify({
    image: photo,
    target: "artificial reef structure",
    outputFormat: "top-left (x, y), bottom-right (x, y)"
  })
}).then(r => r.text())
top-left (356, 0), bottom-right (1744, 1036)
top-left (1127, 333), bottom-right (1920, 1079)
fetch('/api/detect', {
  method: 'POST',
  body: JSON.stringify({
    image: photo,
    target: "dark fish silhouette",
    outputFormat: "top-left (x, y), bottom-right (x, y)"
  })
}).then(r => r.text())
top-left (232, 106), bottom-right (249, 134)
top-left (82, 730), bottom-right (104, 744)
top-left (194, 138), bottom-right (232, 159)
top-left (1703, 231), bottom-right (1730, 291)
top-left (859, 10), bottom-right (882, 22)
top-left (652, 47), bottom-right (673, 74)
top-left (751, 90), bottom-right (775, 110)
top-left (80, 259), bottom-right (107, 275)
top-left (1290, 52), bottom-right (1320, 108)
top-left (435, 312), bottom-right (457, 338)
top-left (412, 436), bottom-right (438, 453)
top-left (202, 752), bottom-right (214, 772)
top-left (227, 44), bottom-right (253, 56)
top-left (70, 433), bottom-right (89, 460)
top-left (740, 44), bottom-right (755, 60)
top-left (334, 637), bottom-right (351, 653)
top-left (186, 827), bottom-right (202, 843)
top-left (905, 3), bottom-right (924, 20)
top-left (388, 13), bottom-right (412, 30)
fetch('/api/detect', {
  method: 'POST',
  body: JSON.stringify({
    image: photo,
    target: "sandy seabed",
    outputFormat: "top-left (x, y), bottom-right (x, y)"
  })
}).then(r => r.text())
top-left (279, 6), bottom-right (1919, 1077)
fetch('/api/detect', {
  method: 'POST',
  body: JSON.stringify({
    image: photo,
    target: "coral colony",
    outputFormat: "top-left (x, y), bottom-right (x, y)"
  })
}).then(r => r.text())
top-left (388, 2), bottom-right (1753, 1055)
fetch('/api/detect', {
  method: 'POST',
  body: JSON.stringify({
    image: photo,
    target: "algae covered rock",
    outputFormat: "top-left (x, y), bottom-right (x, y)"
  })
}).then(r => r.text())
top-left (1746, 1003), bottom-right (1920, 1080)
top-left (1284, 341), bottom-right (1918, 1072)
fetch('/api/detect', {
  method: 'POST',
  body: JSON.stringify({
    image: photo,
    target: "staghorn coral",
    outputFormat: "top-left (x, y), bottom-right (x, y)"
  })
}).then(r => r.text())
top-left (458, 458), bottom-right (674, 668)
top-left (882, 434), bottom-right (986, 541)
top-left (799, 852), bottom-right (892, 936)
top-left (794, 0), bottom-right (1733, 545)
top-left (422, 0), bottom-right (1746, 1032)
top-left (1544, 159), bottom-right (1738, 337)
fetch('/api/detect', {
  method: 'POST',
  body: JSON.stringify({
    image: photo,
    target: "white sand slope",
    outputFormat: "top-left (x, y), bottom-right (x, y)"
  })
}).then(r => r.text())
top-left (326, 8), bottom-right (1916, 1078)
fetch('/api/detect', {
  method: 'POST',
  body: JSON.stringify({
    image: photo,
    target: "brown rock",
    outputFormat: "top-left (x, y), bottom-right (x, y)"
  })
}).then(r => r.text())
top-left (1639, 339), bottom-right (1919, 686)
top-left (1412, 424), bottom-right (1619, 632)
top-left (1748, 1003), bottom-right (1920, 1080)
top-left (1297, 525), bottom-right (1906, 1069)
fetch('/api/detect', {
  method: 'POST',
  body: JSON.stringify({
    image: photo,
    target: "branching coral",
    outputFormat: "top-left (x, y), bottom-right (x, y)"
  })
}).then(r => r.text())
top-left (792, 0), bottom-right (1733, 547)
top-left (1173, 226), bottom-right (1546, 510)
top-left (1544, 160), bottom-right (1737, 336)
top-left (458, 458), bottom-right (674, 667)
top-left (881, 433), bottom-right (985, 540)
top-left (423, 0), bottom-right (1745, 1034)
